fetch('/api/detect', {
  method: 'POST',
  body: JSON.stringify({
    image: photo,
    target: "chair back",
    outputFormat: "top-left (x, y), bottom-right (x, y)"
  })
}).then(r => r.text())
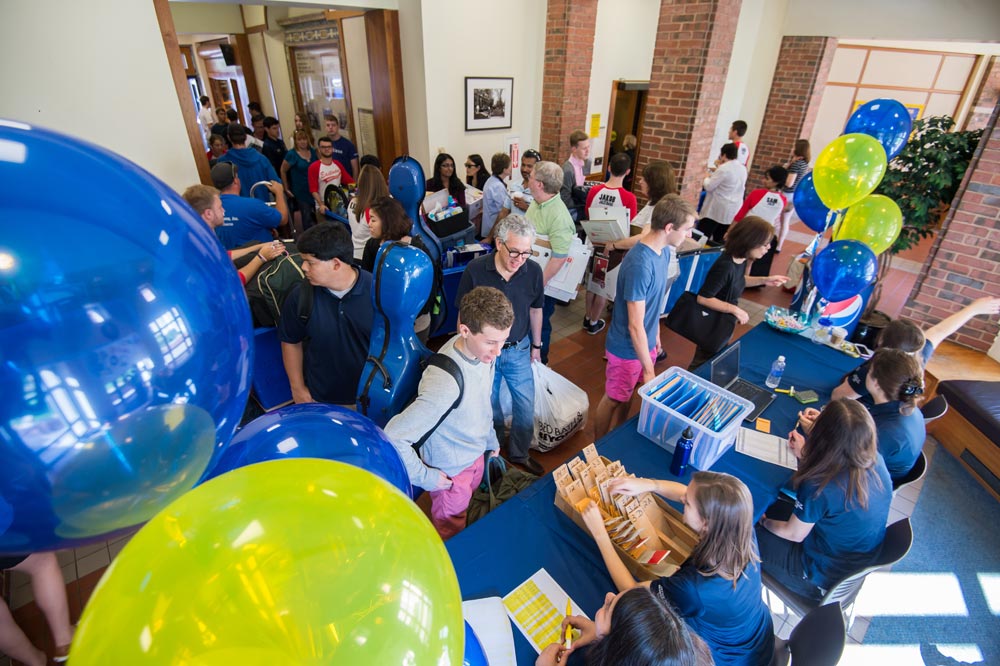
top-left (892, 451), bottom-right (927, 492)
top-left (920, 394), bottom-right (948, 423)
top-left (251, 327), bottom-right (293, 410)
top-left (786, 602), bottom-right (846, 666)
top-left (820, 518), bottom-right (913, 610)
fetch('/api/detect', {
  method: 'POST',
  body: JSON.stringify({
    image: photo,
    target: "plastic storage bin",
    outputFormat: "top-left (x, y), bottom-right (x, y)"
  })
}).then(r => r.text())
top-left (637, 367), bottom-right (753, 470)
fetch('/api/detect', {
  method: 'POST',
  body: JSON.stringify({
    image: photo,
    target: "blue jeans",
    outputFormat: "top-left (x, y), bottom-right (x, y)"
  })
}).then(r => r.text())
top-left (492, 338), bottom-right (535, 460)
top-left (541, 296), bottom-right (557, 364)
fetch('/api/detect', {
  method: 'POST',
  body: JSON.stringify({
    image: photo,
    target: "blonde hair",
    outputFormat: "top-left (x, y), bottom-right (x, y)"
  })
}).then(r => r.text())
top-left (688, 472), bottom-right (759, 586)
top-left (182, 184), bottom-right (220, 216)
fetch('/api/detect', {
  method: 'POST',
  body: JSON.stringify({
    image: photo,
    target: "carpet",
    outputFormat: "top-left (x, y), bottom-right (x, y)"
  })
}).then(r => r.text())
top-left (864, 442), bottom-right (1000, 664)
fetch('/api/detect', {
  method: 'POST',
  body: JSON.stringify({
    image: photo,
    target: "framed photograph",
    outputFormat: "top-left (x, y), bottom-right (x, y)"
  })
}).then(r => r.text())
top-left (465, 77), bottom-right (513, 131)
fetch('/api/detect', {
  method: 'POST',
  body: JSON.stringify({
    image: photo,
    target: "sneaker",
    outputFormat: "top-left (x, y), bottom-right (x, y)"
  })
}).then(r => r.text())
top-left (656, 349), bottom-right (667, 363)
top-left (511, 456), bottom-right (545, 476)
top-left (584, 318), bottom-right (607, 335)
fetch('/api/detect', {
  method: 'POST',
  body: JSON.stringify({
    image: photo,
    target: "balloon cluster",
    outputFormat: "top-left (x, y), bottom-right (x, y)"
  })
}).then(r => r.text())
top-left (798, 99), bottom-right (911, 303)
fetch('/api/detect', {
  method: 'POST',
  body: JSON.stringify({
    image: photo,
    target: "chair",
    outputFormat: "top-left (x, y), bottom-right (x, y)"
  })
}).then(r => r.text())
top-left (763, 518), bottom-right (913, 630)
top-left (771, 602), bottom-right (846, 666)
top-left (250, 327), bottom-right (293, 411)
top-left (920, 394), bottom-right (948, 424)
top-left (892, 451), bottom-right (927, 493)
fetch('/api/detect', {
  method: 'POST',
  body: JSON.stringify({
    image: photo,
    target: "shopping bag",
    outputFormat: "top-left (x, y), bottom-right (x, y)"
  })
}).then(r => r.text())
top-left (496, 364), bottom-right (589, 452)
top-left (664, 291), bottom-right (736, 356)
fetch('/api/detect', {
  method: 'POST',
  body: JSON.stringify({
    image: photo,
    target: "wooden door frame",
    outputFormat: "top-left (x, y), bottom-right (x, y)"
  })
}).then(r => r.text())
top-left (603, 81), bottom-right (649, 193)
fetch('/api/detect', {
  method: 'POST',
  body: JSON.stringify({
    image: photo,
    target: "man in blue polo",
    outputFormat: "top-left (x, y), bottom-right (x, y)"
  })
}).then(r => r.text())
top-left (278, 223), bottom-right (374, 407)
top-left (456, 215), bottom-right (545, 475)
top-left (210, 162), bottom-right (288, 249)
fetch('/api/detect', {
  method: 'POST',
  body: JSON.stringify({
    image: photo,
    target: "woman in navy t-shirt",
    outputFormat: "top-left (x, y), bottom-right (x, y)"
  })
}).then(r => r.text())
top-left (580, 472), bottom-right (774, 666)
top-left (757, 399), bottom-right (892, 600)
top-left (865, 348), bottom-right (926, 480)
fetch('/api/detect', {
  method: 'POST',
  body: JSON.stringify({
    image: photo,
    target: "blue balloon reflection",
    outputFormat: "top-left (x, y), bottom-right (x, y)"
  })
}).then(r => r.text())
top-left (0, 120), bottom-right (253, 554)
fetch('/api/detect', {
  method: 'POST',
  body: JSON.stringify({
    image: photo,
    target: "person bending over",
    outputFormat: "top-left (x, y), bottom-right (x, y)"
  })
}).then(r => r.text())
top-left (756, 399), bottom-right (892, 601)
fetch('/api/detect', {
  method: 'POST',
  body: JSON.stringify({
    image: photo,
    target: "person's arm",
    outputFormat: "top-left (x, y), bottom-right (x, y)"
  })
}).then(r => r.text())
top-left (608, 475), bottom-right (686, 501)
top-left (697, 295), bottom-right (749, 324)
top-left (760, 514), bottom-right (814, 542)
top-left (697, 259), bottom-right (749, 323)
top-left (542, 256), bottom-right (568, 285)
top-left (581, 501), bottom-right (640, 592)
top-left (626, 300), bottom-right (656, 384)
top-left (351, 156), bottom-right (359, 179)
top-left (237, 242), bottom-right (286, 283)
top-left (831, 377), bottom-right (862, 401)
top-left (308, 163), bottom-right (326, 215)
top-left (611, 227), bottom-right (647, 253)
top-left (334, 160), bottom-right (355, 186)
top-left (266, 180), bottom-right (289, 226)
top-left (745, 273), bottom-right (789, 288)
top-left (923, 297), bottom-right (1000, 349)
top-left (702, 166), bottom-right (726, 192)
top-left (529, 306), bottom-right (543, 363)
top-left (280, 159), bottom-right (294, 198)
top-left (281, 342), bottom-right (315, 404)
top-left (733, 189), bottom-right (764, 224)
top-left (785, 170), bottom-right (798, 190)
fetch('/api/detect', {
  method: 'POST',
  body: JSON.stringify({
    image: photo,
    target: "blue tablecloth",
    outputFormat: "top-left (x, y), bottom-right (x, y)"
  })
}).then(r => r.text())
top-left (446, 324), bottom-right (862, 664)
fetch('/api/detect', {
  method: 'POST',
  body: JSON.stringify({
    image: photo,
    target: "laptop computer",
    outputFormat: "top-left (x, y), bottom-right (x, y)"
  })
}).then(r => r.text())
top-left (710, 342), bottom-right (776, 423)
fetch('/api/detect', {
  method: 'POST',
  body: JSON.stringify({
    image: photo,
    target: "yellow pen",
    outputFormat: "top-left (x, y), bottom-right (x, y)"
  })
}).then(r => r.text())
top-left (564, 598), bottom-right (573, 649)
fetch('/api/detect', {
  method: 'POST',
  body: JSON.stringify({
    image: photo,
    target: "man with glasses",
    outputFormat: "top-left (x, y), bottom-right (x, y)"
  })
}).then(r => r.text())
top-left (511, 149), bottom-right (540, 212)
top-left (456, 215), bottom-right (545, 475)
top-left (209, 161), bottom-right (287, 250)
top-left (309, 136), bottom-right (355, 218)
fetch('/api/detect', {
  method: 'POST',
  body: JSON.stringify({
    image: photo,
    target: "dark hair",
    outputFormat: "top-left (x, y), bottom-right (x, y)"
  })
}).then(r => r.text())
top-left (642, 161), bottom-right (677, 205)
top-left (431, 153), bottom-right (464, 199)
top-left (251, 114), bottom-right (265, 125)
top-left (868, 348), bottom-right (924, 415)
top-left (263, 116), bottom-right (280, 129)
top-left (609, 152), bottom-right (632, 177)
top-left (794, 399), bottom-right (883, 509)
top-left (586, 588), bottom-right (712, 666)
top-left (209, 133), bottom-right (227, 148)
top-left (794, 139), bottom-right (811, 162)
top-left (650, 195), bottom-right (695, 232)
top-left (317, 136), bottom-right (334, 148)
top-left (876, 319), bottom-right (925, 353)
top-left (227, 123), bottom-right (248, 145)
top-left (723, 216), bottom-right (773, 259)
top-left (297, 222), bottom-right (354, 263)
top-left (719, 143), bottom-right (739, 161)
top-left (325, 115), bottom-right (340, 127)
top-left (248, 101), bottom-right (262, 114)
top-left (199, 95), bottom-right (210, 105)
top-left (522, 149), bottom-right (542, 162)
top-left (466, 154), bottom-right (489, 187)
top-left (731, 120), bottom-right (747, 137)
top-left (226, 108), bottom-right (239, 122)
top-left (359, 154), bottom-right (382, 169)
top-left (570, 130), bottom-right (589, 147)
top-left (766, 165), bottom-right (788, 187)
top-left (490, 152), bottom-right (511, 176)
top-left (369, 196), bottom-right (412, 241)
top-left (459, 286), bottom-right (514, 334)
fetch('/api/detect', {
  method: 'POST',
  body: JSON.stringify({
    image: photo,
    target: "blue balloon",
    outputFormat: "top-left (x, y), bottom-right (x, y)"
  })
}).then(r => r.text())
top-left (811, 240), bottom-right (879, 303)
top-left (844, 98), bottom-right (912, 161)
top-left (463, 620), bottom-right (488, 666)
top-left (203, 404), bottom-right (412, 497)
top-left (792, 173), bottom-right (838, 233)
top-left (0, 121), bottom-right (253, 554)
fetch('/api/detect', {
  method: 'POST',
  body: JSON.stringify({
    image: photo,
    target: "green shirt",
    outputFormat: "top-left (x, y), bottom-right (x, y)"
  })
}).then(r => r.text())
top-left (526, 194), bottom-right (575, 257)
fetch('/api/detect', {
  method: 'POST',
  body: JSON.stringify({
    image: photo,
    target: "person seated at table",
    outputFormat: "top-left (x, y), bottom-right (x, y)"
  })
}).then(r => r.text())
top-left (801, 349), bottom-right (926, 482)
top-left (536, 586), bottom-right (715, 666)
top-left (688, 217), bottom-right (788, 370)
top-left (384, 287), bottom-right (513, 539)
top-left (831, 296), bottom-right (1000, 402)
top-left (578, 472), bottom-right (773, 666)
top-left (756, 399), bottom-right (892, 601)
top-left (464, 153), bottom-right (490, 190)
top-left (425, 152), bottom-right (467, 209)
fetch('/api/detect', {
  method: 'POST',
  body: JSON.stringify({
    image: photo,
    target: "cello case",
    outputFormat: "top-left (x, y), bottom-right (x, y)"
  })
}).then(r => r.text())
top-left (355, 241), bottom-right (434, 427)
top-left (388, 155), bottom-right (442, 262)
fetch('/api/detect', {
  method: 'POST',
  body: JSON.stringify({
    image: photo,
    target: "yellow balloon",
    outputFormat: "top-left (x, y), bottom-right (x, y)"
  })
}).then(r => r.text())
top-left (70, 459), bottom-right (463, 665)
top-left (813, 133), bottom-right (888, 210)
top-left (833, 194), bottom-right (903, 255)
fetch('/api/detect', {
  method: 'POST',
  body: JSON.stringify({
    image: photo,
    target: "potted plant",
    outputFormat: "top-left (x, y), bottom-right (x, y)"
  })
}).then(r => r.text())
top-left (853, 115), bottom-right (984, 344)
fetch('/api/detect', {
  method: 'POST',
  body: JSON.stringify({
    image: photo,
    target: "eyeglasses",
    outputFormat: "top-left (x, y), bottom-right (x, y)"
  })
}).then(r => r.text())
top-left (500, 240), bottom-right (532, 259)
top-left (464, 163), bottom-right (476, 168)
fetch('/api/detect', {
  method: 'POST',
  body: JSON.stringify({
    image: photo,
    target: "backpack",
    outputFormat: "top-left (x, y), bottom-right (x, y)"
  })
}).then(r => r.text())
top-left (466, 454), bottom-right (538, 526)
top-left (243, 241), bottom-right (306, 327)
top-left (412, 354), bottom-right (463, 453)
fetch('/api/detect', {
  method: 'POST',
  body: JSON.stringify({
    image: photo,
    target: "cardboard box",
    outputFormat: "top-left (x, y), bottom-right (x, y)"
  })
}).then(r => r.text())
top-left (531, 235), bottom-right (593, 302)
top-left (553, 449), bottom-right (699, 581)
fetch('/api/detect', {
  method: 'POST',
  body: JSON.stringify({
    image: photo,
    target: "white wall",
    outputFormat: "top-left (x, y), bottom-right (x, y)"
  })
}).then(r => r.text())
top-left (170, 2), bottom-right (245, 35)
top-left (0, 1), bottom-right (198, 192)
top-left (397, 0), bottom-right (430, 167)
top-left (341, 16), bottom-right (374, 154)
top-left (783, 0), bottom-right (1000, 42)
top-left (414, 0), bottom-right (547, 177)
top-left (585, 0), bottom-right (659, 167)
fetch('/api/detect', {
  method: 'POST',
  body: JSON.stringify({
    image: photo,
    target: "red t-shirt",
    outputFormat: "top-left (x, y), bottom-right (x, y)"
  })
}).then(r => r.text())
top-left (585, 184), bottom-right (638, 221)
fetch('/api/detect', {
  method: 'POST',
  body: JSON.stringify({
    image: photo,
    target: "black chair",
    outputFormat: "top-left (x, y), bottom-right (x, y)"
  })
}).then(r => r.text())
top-left (771, 602), bottom-right (846, 666)
top-left (892, 451), bottom-right (927, 494)
top-left (920, 394), bottom-right (948, 424)
top-left (763, 518), bottom-right (913, 630)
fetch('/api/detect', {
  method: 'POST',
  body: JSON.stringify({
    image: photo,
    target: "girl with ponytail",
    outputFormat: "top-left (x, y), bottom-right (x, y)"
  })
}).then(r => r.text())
top-left (866, 348), bottom-right (927, 480)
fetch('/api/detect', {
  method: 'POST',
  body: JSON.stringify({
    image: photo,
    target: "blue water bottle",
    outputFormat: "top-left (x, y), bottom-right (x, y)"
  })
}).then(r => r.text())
top-left (670, 427), bottom-right (695, 477)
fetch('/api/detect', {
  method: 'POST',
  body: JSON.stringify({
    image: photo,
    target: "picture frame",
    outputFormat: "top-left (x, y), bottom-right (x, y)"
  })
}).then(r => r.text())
top-left (465, 77), bottom-right (513, 131)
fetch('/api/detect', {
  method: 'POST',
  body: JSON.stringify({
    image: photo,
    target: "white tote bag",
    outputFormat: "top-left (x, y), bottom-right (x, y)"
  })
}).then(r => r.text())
top-left (498, 364), bottom-right (589, 452)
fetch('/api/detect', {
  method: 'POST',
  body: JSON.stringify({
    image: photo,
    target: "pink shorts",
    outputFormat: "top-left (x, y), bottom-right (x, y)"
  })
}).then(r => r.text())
top-left (605, 349), bottom-right (658, 402)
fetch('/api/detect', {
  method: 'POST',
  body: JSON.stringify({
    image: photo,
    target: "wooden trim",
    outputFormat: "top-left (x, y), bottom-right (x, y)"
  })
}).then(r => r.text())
top-left (826, 82), bottom-right (968, 95)
top-left (601, 80), bottom-right (619, 178)
top-left (325, 9), bottom-right (367, 21)
top-left (288, 45), bottom-right (304, 114)
top-left (955, 54), bottom-right (987, 130)
top-left (246, 24), bottom-right (267, 34)
top-left (930, 408), bottom-right (1000, 502)
top-left (233, 33), bottom-right (260, 119)
top-left (838, 43), bottom-right (980, 60)
top-left (152, 0), bottom-right (210, 185)
top-left (365, 9), bottom-right (407, 170)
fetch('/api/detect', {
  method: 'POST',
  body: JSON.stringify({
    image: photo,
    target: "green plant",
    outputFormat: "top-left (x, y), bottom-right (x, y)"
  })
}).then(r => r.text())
top-left (864, 115), bottom-right (983, 316)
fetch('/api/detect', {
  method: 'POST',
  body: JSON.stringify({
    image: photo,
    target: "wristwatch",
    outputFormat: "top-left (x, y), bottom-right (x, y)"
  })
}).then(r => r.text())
top-left (531, 343), bottom-right (543, 349)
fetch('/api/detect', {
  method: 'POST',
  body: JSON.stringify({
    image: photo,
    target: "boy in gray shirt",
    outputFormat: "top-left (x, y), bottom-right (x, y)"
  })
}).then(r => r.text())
top-left (385, 286), bottom-right (514, 539)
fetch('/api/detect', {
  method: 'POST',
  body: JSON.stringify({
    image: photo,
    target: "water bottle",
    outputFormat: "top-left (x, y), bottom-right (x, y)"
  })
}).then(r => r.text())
top-left (765, 356), bottom-right (786, 389)
top-left (670, 427), bottom-right (695, 477)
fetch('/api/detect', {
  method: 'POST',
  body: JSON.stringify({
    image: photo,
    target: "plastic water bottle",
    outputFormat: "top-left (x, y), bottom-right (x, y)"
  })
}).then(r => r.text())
top-left (670, 427), bottom-right (695, 477)
top-left (765, 356), bottom-right (786, 389)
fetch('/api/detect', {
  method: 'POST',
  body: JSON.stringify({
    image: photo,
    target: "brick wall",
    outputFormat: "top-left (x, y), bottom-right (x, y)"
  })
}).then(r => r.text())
top-left (751, 36), bottom-right (837, 189)
top-left (901, 101), bottom-right (1000, 352)
top-left (538, 0), bottom-right (598, 163)
top-left (966, 56), bottom-right (1000, 132)
top-left (639, 0), bottom-right (742, 203)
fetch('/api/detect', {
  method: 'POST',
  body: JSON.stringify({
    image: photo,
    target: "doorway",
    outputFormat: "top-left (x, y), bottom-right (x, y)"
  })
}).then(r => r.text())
top-left (603, 81), bottom-right (648, 192)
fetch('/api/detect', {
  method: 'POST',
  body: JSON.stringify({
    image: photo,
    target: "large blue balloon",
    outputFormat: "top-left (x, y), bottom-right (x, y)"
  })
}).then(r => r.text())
top-left (811, 240), bottom-right (879, 303)
top-left (463, 620), bottom-right (488, 666)
top-left (0, 120), bottom-right (253, 554)
top-left (844, 98), bottom-right (912, 161)
top-left (792, 173), bottom-right (838, 233)
top-left (203, 403), bottom-right (412, 496)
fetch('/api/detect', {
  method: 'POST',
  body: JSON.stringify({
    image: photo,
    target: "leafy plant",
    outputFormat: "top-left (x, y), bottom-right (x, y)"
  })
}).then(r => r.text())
top-left (865, 115), bottom-right (983, 316)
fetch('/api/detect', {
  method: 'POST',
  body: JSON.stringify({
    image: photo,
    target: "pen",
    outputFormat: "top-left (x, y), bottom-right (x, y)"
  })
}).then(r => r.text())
top-left (564, 598), bottom-right (573, 649)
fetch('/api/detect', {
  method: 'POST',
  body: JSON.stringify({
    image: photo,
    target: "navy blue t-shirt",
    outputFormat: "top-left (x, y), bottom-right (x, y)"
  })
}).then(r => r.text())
top-left (870, 401), bottom-right (926, 480)
top-left (796, 459), bottom-right (892, 589)
top-left (606, 243), bottom-right (671, 360)
top-left (277, 271), bottom-right (374, 405)
top-left (329, 135), bottom-right (359, 177)
top-left (651, 556), bottom-right (773, 666)
top-left (847, 339), bottom-right (934, 404)
top-left (455, 253), bottom-right (544, 344)
top-left (216, 194), bottom-right (282, 249)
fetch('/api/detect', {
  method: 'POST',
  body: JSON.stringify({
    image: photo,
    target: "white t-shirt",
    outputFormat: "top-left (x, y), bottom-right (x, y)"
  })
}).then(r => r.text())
top-left (347, 199), bottom-right (372, 260)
